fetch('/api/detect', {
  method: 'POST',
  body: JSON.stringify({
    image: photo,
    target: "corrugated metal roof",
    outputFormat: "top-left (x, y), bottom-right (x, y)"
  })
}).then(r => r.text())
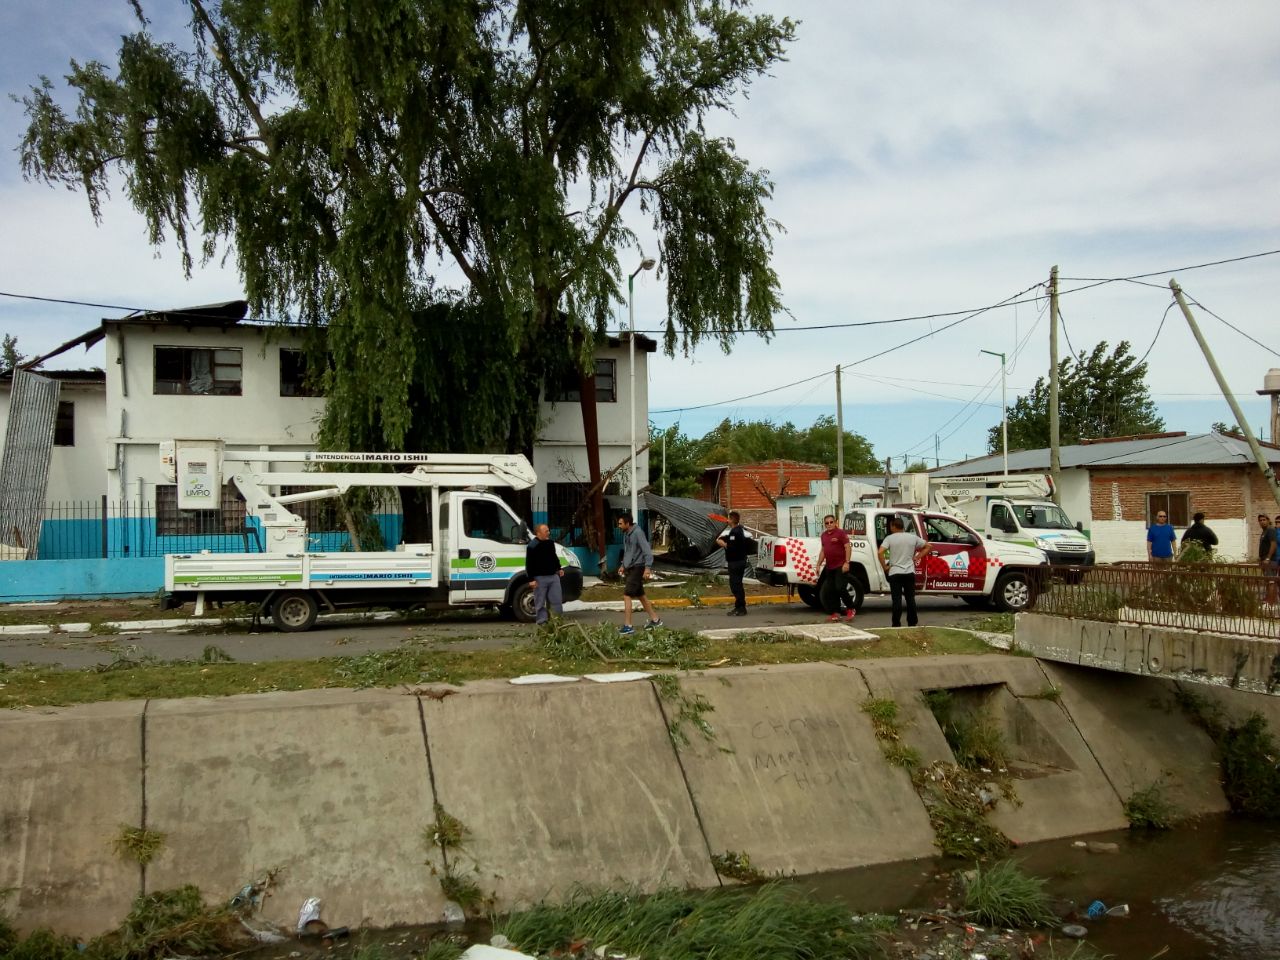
top-left (933, 432), bottom-right (1280, 476)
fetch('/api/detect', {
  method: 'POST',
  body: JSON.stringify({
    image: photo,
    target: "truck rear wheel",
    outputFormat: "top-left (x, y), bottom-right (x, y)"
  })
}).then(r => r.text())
top-left (992, 571), bottom-right (1033, 613)
top-left (819, 573), bottom-right (866, 612)
top-left (272, 591), bottom-right (319, 632)
top-left (796, 584), bottom-right (822, 609)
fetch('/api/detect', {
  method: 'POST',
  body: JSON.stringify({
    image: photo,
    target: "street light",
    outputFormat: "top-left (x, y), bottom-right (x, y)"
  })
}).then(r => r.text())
top-left (629, 257), bottom-right (657, 523)
top-left (981, 349), bottom-right (1008, 477)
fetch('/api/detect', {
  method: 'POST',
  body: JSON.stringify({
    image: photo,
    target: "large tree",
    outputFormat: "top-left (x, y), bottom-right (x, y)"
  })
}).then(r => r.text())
top-left (20, 0), bottom-right (793, 564)
top-left (987, 341), bottom-right (1165, 453)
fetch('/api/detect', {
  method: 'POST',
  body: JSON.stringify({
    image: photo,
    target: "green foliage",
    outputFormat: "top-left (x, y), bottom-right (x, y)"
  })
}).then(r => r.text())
top-left (925, 690), bottom-right (1009, 771)
top-left (653, 673), bottom-right (717, 747)
top-left (961, 860), bottom-right (1058, 929)
top-left (913, 759), bottom-right (1013, 860)
top-left (1175, 691), bottom-right (1280, 818)
top-left (1123, 781), bottom-right (1181, 830)
top-left (536, 619), bottom-right (708, 665)
top-left (0, 334), bottom-right (23, 375)
top-left (3, 927), bottom-right (80, 960)
top-left (710, 850), bottom-right (766, 884)
top-left (83, 885), bottom-right (236, 959)
top-left (21, 1), bottom-right (795, 454)
top-left (424, 804), bottom-right (470, 852)
top-left (497, 883), bottom-right (883, 960)
top-left (862, 698), bottom-right (920, 769)
top-left (113, 825), bottom-right (166, 866)
top-left (199, 645), bottom-right (234, 664)
top-left (988, 341), bottom-right (1164, 453)
top-left (421, 940), bottom-right (466, 960)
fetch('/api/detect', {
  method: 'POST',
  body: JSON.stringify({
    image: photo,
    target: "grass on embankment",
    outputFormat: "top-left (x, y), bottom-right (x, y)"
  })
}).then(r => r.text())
top-left (0, 625), bottom-right (996, 709)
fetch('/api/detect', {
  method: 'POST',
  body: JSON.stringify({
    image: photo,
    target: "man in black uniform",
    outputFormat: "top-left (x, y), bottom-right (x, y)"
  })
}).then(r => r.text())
top-left (716, 511), bottom-right (753, 616)
top-left (1180, 512), bottom-right (1218, 554)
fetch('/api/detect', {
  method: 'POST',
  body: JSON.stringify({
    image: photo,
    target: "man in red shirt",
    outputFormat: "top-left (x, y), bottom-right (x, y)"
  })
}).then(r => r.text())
top-left (814, 514), bottom-right (856, 622)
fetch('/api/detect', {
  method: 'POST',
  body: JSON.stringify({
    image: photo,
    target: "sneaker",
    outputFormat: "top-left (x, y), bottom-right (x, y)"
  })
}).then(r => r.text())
top-left (844, 609), bottom-right (856, 622)
top-left (619, 625), bottom-right (636, 636)
top-left (645, 619), bottom-right (664, 630)
top-left (827, 612), bottom-right (840, 622)
top-left (734, 608), bottom-right (748, 616)
top-left (726, 607), bottom-right (740, 616)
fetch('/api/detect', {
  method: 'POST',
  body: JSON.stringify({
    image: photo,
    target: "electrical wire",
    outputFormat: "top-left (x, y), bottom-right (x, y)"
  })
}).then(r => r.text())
top-left (1057, 304), bottom-right (1079, 360)
top-left (1137, 302), bottom-right (1175, 365)
top-left (1184, 294), bottom-right (1280, 358)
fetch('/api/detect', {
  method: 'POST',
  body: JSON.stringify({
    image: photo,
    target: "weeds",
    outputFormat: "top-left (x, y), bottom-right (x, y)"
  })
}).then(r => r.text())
top-left (537, 620), bottom-right (708, 665)
top-left (86, 619), bottom-right (121, 636)
top-left (1176, 687), bottom-right (1280, 818)
top-left (84, 885), bottom-right (241, 959)
top-left (199, 645), bottom-right (234, 663)
top-left (1123, 781), bottom-right (1181, 830)
top-left (914, 761), bottom-right (1012, 860)
top-left (862, 698), bottom-right (920, 769)
top-left (112, 825), bottom-right (166, 866)
top-left (710, 850), bottom-right (766, 883)
top-left (925, 690), bottom-right (1009, 771)
top-left (421, 940), bottom-right (466, 960)
top-left (425, 804), bottom-right (469, 851)
top-left (334, 647), bottom-right (453, 689)
top-left (497, 883), bottom-right (883, 960)
top-left (652, 673), bottom-right (717, 747)
top-left (962, 860), bottom-right (1058, 929)
top-left (438, 872), bottom-right (488, 913)
top-left (967, 613), bottom-right (1015, 634)
top-left (94, 645), bottom-right (159, 673)
top-left (1025, 685), bottom-right (1062, 701)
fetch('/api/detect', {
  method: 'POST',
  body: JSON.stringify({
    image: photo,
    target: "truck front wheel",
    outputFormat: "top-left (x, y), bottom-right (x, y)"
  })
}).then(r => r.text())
top-left (272, 591), bottom-right (319, 632)
top-left (992, 571), bottom-right (1033, 613)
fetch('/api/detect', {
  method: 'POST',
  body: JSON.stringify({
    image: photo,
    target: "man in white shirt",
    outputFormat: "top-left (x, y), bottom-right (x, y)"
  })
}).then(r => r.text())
top-left (878, 516), bottom-right (930, 627)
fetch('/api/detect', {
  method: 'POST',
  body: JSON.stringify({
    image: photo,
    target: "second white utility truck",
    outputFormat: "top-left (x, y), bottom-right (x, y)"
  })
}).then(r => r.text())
top-left (161, 443), bottom-right (582, 630)
top-left (907, 473), bottom-right (1095, 567)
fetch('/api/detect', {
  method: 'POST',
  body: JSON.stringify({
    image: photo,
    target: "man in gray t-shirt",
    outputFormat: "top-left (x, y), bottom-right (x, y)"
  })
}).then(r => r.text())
top-left (878, 517), bottom-right (930, 627)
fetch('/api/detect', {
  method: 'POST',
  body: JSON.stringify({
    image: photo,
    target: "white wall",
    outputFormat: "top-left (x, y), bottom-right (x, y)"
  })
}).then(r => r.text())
top-left (1056, 469), bottom-right (1091, 533)
top-left (1089, 518), bottom-right (1253, 563)
top-left (775, 478), bottom-right (885, 534)
top-left (0, 381), bottom-right (108, 503)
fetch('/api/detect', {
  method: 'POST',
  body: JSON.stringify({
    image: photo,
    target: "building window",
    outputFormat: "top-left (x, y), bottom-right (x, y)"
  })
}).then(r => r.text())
top-left (53, 401), bottom-right (74, 446)
top-left (280, 348), bottom-right (321, 397)
top-left (154, 346), bottom-right (242, 396)
top-left (1146, 492), bottom-right (1189, 527)
top-left (552, 359), bottom-right (618, 403)
top-left (156, 483), bottom-right (247, 535)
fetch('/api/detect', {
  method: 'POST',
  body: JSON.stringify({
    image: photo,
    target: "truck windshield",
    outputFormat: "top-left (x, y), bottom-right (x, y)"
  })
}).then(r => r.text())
top-left (1017, 503), bottom-right (1074, 530)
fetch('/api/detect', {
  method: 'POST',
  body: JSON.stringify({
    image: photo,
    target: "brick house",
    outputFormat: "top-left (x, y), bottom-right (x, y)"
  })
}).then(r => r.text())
top-left (699, 460), bottom-right (830, 534)
top-left (933, 432), bottom-right (1280, 562)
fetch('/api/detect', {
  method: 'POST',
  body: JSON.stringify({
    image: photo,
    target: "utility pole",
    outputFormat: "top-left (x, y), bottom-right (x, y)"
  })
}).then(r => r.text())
top-left (835, 364), bottom-right (844, 523)
top-left (934, 434), bottom-right (940, 469)
top-left (661, 430), bottom-right (666, 497)
top-left (1048, 265), bottom-right (1062, 501)
top-left (882, 455), bottom-right (891, 506)
top-left (1171, 280), bottom-right (1280, 508)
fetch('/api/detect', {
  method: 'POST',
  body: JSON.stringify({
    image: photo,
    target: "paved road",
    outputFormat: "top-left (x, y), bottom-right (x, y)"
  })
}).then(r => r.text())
top-left (0, 596), bottom-right (994, 671)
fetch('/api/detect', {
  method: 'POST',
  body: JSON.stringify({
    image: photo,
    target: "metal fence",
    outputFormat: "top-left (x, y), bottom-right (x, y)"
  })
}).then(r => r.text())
top-left (18, 499), bottom-right (265, 559)
top-left (1037, 561), bottom-right (1280, 640)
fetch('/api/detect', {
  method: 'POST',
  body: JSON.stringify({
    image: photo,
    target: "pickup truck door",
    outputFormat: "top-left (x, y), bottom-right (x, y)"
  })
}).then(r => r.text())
top-left (920, 514), bottom-right (987, 593)
top-left (871, 511), bottom-right (926, 591)
top-left (449, 493), bottom-right (529, 602)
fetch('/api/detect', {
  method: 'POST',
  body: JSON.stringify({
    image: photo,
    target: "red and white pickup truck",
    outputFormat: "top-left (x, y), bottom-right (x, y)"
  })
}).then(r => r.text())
top-left (754, 506), bottom-right (1049, 613)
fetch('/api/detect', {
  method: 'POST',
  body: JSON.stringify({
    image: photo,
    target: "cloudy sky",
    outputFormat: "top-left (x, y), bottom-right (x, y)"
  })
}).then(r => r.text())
top-left (3, 1), bottom-right (1279, 465)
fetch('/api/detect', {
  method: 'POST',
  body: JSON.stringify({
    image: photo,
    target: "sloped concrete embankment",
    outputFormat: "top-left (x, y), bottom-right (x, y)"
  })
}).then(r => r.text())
top-left (0, 652), bottom-right (1254, 937)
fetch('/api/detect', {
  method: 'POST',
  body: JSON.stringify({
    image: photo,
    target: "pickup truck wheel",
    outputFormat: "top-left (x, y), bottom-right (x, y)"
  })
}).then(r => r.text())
top-left (992, 571), bottom-right (1033, 613)
top-left (796, 584), bottom-right (822, 609)
top-left (819, 573), bottom-right (866, 612)
top-left (510, 581), bottom-right (538, 623)
top-left (272, 591), bottom-right (319, 632)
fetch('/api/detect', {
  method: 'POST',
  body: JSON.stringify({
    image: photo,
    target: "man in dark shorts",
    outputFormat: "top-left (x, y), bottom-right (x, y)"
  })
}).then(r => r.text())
top-left (617, 512), bottom-right (662, 634)
top-left (814, 514), bottom-right (856, 622)
top-left (716, 510), bottom-right (753, 616)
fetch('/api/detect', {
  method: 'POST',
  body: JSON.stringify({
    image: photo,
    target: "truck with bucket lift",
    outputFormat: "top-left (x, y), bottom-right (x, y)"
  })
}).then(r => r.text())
top-left (899, 472), bottom-right (1095, 567)
top-left (160, 443), bottom-right (582, 631)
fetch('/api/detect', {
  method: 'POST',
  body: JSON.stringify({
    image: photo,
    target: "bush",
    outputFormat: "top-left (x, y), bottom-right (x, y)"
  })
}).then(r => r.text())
top-left (962, 860), bottom-right (1057, 929)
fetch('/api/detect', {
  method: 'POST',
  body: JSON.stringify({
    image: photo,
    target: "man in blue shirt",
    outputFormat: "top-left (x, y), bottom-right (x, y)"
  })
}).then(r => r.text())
top-left (1146, 510), bottom-right (1177, 562)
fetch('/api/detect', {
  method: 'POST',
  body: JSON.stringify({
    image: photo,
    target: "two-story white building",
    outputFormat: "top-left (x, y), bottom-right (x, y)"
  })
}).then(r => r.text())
top-left (0, 300), bottom-right (654, 586)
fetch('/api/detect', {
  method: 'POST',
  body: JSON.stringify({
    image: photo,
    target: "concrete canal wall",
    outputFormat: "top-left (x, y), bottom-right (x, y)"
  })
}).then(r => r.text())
top-left (0, 652), bottom-right (1263, 937)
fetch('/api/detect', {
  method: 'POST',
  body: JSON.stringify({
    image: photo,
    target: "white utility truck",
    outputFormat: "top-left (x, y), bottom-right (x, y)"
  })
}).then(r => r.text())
top-left (904, 473), bottom-right (1095, 567)
top-left (754, 506), bottom-right (1049, 613)
top-left (160, 443), bottom-right (582, 630)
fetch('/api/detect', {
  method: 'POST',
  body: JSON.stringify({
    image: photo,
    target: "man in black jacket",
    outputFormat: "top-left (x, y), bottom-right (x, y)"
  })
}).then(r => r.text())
top-left (525, 524), bottom-right (564, 624)
top-left (1180, 512), bottom-right (1218, 554)
top-left (716, 511), bottom-right (753, 616)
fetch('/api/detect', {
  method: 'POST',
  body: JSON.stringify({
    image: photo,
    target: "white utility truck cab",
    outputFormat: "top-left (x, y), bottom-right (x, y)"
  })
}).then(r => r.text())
top-left (923, 474), bottom-right (1095, 567)
top-left (161, 443), bottom-right (582, 630)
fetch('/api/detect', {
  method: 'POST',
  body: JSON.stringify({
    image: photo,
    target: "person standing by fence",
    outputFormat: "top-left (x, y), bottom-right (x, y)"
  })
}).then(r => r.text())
top-left (1146, 510), bottom-right (1176, 563)
top-left (1180, 512), bottom-right (1218, 555)
top-left (1260, 514), bottom-right (1278, 605)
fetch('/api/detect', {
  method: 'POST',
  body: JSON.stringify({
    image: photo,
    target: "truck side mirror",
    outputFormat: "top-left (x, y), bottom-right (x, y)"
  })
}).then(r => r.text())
top-left (1076, 521), bottom-right (1083, 532)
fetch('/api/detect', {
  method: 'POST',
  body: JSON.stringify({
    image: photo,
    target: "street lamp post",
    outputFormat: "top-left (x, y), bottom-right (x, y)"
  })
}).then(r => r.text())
top-left (629, 257), bottom-right (657, 523)
top-left (981, 349), bottom-right (1008, 477)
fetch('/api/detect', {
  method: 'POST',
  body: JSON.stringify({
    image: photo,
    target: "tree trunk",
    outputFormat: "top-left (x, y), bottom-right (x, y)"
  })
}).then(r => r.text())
top-left (578, 371), bottom-right (611, 578)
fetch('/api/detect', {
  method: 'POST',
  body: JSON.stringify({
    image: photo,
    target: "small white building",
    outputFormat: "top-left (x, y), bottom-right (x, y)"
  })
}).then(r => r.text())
top-left (775, 475), bottom-right (905, 537)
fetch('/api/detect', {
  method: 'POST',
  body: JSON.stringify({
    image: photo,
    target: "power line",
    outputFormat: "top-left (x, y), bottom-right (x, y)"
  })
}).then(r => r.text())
top-left (1059, 248), bottom-right (1280, 285)
top-left (1184, 294), bottom-right (1280, 358)
top-left (1057, 304), bottom-right (1079, 359)
top-left (1137, 302), bottom-right (1175, 365)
